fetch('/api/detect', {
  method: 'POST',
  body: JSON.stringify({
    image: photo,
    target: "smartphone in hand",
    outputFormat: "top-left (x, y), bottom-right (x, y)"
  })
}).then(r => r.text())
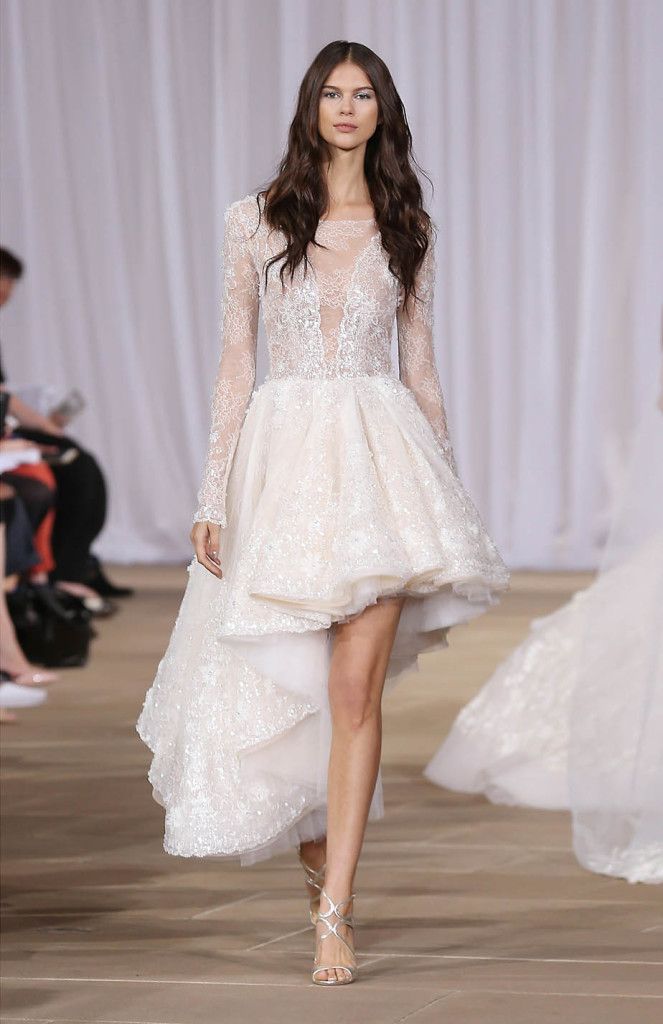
top-left (49, 388), bottom-right (86, 421)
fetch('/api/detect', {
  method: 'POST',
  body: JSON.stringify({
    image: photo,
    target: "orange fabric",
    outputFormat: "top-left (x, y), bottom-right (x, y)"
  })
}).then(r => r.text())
top-left (10, 461), bottom-right (57, 574)
top-left (30, 505), bottom-right (56, 573)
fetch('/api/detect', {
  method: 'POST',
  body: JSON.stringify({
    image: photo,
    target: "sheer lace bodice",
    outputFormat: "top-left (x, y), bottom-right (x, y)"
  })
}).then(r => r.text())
top-left (140, 194), bottom-right (510, 865)
top-left (194, 193), bottom-right (456, 526)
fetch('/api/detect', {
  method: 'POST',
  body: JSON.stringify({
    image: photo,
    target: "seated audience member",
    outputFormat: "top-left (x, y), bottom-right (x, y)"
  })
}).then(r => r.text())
top-left (0, 509), bottom-right (55, 724)
top-left (1, 416), bottom-right (115, 618)
top-left (0, 246), bottom-right (133, 600)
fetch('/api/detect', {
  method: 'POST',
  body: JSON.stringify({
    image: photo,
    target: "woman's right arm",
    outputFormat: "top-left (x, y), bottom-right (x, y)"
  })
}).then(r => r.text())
top-left (190, 199), bottom-right (259, 576)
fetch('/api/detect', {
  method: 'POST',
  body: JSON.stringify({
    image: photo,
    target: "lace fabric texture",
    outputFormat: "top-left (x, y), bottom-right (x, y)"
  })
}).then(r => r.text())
top-left (137, 193), bottom-right (509, 864)
top-left (424, 590), bottom-right (586, 811)
top-left (426, 378), bottom-right (663, 885)
top-left (426, 538), bottom-right (663, 885)
top-left (193, 194), bottom-right (456, 526)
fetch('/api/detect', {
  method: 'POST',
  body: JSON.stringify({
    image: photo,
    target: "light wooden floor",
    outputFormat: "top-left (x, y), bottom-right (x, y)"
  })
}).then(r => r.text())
top-left (2, 566), bottom-right (662, 1023)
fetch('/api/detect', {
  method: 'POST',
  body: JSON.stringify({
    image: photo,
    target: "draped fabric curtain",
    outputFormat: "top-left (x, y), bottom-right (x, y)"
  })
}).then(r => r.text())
top-left (1, 0), bottom-right (661, 566)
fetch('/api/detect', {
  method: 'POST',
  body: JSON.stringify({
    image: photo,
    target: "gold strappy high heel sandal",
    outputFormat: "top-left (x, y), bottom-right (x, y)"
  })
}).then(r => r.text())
top-left (298, 849), bottom-right (326, 924)
top-left (312, 889), bottom-right (357, 986)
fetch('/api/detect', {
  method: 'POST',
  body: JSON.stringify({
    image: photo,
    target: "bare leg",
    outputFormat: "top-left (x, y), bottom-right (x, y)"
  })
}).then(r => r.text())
top-left (0, 526), bottom-right (59, 684)
top-left (299, 837), bottom-right (327, 873)
top-left (298, 836), bottom-right (327, 917)
top-left (313, 597), bottom-right (404, 982)
top-left (0, 524), bottom-right (33, 677)
top-left (0, 592), bottom-right (34, 677)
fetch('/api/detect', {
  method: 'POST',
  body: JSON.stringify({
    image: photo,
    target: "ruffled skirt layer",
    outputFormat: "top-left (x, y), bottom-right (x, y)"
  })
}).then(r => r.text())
top-left (137, 376), bottom-right (509, 863)
top-left (424, 530), bottom-right (663, 883)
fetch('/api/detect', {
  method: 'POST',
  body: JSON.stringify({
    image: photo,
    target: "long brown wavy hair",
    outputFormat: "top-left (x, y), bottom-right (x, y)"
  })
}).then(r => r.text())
top-left (256, 40), bottom-right (433, 307)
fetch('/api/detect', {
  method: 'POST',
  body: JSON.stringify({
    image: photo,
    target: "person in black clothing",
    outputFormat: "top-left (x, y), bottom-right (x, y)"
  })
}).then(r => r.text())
top-left (0, 246), bottom-right (132, 599)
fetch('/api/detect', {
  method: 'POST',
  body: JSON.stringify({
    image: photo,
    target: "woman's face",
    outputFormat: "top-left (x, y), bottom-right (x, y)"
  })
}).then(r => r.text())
top-left (318, 61), bottom-right (379, 151)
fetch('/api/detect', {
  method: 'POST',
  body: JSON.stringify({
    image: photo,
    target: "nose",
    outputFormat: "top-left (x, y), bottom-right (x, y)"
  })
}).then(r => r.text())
top-left (339, 95), bottom-right (355, 116)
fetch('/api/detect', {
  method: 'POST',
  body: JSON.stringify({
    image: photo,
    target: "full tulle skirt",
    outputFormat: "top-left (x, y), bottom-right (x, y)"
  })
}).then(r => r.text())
top-left (136, 375), bottom-right (509, 864)
top-left (425, 529), bottom-right (663, 883)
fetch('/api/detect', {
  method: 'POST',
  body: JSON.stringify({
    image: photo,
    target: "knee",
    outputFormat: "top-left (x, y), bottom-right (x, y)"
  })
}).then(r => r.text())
top-left (329, 667), bottom-right (382, 732)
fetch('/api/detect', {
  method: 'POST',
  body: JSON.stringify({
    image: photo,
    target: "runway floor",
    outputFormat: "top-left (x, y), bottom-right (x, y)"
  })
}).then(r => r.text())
top-left (1, 565), bottom-right (661, 1023)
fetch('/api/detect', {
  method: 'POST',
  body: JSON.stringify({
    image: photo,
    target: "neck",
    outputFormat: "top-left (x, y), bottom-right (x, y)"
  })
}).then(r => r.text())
top-left (324, 147), bottom-right (370, 209)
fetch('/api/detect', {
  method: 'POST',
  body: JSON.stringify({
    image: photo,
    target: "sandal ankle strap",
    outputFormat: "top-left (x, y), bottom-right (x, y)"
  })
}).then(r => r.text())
top-left (312, 889), bottom-right (357, 985)
top-left (298, 851), bottom-right (326, 892)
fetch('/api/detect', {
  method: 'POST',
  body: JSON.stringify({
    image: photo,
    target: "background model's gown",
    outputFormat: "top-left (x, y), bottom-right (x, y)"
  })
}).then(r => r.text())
top-left (425, 368), bottom-right (663, 885)
top-left (136, 194), bottom-right (509, 865)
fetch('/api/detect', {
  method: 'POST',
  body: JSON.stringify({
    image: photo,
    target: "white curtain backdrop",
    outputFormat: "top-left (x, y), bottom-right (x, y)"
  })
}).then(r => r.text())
top-left (1, 0), bottom-right (661, 566)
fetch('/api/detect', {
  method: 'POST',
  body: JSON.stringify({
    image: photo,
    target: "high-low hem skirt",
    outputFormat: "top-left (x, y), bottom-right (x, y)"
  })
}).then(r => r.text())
top-left (136, 375), bottom-right (510, 865)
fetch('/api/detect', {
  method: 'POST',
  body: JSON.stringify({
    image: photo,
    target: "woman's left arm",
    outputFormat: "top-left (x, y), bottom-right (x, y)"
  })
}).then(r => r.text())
top-left (396, 238), bottom-right (457, 474)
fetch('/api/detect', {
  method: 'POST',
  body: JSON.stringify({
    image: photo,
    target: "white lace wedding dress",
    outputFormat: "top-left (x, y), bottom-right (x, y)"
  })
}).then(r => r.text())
top-left (425, 371), bottom-right (663, 884)
top-left (136, 194), bottom-right (509, 864)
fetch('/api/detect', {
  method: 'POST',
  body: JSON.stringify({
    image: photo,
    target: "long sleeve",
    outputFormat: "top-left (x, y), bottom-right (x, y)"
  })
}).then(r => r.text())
top-left (192, 200), bottom-right (259, 526)
top-left (397, 238), bottom-right (457, 474)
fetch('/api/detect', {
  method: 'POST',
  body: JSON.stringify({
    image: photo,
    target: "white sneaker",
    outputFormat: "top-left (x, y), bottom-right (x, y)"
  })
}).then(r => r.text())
top-left (0, 682), bottom-right (48, 709)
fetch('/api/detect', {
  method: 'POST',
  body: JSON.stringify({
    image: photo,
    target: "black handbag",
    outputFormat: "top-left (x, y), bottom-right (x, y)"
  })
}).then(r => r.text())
top-left (6, 582), bottom-right (96, 668)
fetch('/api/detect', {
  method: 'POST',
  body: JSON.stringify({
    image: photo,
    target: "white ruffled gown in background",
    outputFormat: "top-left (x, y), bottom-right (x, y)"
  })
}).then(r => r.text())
top-left (136, 194), bottom-right (509, 865)
top-left (425, 364), bottom-right (663, 884)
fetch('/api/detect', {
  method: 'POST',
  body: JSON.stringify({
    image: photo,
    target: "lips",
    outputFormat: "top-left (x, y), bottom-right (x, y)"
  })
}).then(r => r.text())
top-left (334, 123), bottom-right (357, 132)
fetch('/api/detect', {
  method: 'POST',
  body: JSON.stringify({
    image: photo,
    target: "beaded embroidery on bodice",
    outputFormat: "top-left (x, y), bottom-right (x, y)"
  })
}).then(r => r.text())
top-left (263, 216), bottom-right (398, 381)
top-left (193, 193), bottom-right (456, 526)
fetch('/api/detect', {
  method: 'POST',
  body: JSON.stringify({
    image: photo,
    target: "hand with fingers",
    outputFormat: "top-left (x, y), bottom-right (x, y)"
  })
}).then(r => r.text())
top-left (190, 521), bottom-right (223, 579)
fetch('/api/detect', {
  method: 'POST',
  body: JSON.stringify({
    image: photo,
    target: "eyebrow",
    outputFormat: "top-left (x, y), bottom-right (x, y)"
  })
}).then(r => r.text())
top-left (322, 83), bottom-right (375, 92)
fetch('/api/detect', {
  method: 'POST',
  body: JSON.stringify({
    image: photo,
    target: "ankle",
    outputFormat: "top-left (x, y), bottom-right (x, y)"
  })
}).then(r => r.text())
top-left (321, 867), bottom-right (354, 894)
top-left (319, 885), bottom-right (355, 911)
top-left (0, 658), bottom-right (33, 677)
top-left (299, 839), bottom-right (326, 872)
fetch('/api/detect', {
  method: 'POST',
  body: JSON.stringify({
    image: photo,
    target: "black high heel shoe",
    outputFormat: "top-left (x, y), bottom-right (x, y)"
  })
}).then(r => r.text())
top-left (81, 555), bottom-right (134, 598)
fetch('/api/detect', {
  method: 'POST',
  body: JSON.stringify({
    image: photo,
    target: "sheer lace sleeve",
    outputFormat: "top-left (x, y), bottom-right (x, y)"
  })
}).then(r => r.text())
top-left (397, 237), bottom-right (457, 474)
top-left (192, 199), bottom-right (259, 526)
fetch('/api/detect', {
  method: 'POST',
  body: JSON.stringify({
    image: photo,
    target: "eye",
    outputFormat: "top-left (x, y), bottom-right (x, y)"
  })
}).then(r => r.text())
top-left (321, 89), bottom-right (374, 100)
